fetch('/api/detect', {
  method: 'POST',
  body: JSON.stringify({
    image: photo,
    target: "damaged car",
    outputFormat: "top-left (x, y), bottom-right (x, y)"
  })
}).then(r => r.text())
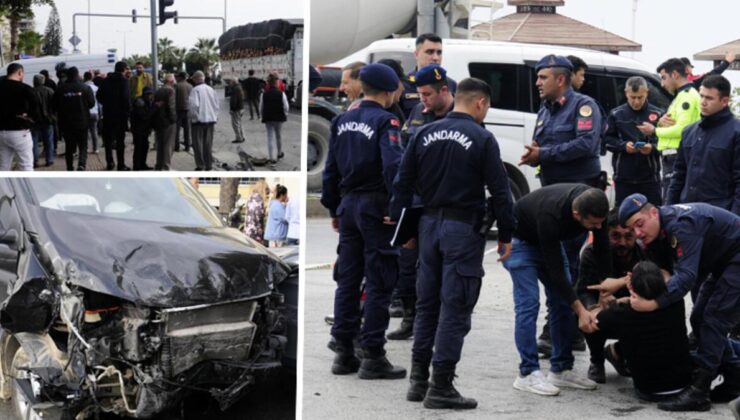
top-left (0, 178), bottom-right (297, 419)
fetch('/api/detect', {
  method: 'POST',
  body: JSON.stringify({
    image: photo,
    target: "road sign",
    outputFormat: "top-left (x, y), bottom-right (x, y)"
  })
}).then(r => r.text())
top-left (69, 35), bottom-right (81, 46)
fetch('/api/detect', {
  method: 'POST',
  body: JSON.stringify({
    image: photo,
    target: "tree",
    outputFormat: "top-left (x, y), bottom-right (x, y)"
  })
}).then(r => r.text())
top-left (41, 3), bottom-right (60, 56)
top-left (219, 178), bottom-right (240, 223)
top-left (732, 87), bottom-right (740, 118)
top-left (0, 0), bottom-right (55, 59)
top-left (157, 37), bottom-right (179, 72)
top-left (17, 28), bottom-right (42, 55)
top-left (125, 53), bottom-right (151, 68)
top-left (186, 37), bottom-right (219, 75)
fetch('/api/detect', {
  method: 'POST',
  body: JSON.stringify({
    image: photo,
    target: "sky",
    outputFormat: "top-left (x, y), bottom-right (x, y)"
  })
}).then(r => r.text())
top-left (31, 0), bottom-right (303, 58)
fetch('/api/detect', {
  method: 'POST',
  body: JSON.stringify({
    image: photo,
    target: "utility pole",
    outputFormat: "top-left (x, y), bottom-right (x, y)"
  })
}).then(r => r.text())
top-left (87, 0), bottom-right (91, 54)
top-left (150, 0), bottom-right (158, 88)
top-left (631, 0), bottom-right (638, 59)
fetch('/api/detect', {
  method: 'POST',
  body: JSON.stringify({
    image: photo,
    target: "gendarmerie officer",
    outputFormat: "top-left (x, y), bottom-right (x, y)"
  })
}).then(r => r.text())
top-left (520, 55), bottom-right (603, 187)
top-left (611, 195), bottom-right (740, 412)
top-left (321, 63), bottom-right (407, 380)
top-left (605, 75), bottom-right (664, 205)
top-left (399, 33), bottom-right (457, 119)
top-left (387, 63), bottom-right (456, 341)
top-left (391, 77), bottom-right (515, 409)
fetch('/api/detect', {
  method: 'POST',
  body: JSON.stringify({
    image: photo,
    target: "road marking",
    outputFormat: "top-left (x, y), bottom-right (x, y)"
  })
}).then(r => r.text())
top-left (306, 262), bottom-right (333, 271)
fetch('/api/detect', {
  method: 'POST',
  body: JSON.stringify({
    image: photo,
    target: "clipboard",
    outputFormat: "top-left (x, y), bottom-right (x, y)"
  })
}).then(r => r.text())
top-left (390, 207), bottom-right (423, 247)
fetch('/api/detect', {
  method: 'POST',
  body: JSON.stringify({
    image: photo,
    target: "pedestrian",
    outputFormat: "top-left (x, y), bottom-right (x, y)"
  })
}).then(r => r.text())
top-left (265, 184), bottom-right (289, 247)
top-left (667, 75), bottom-right (739, 213)
top-left (83, 71), bottom-right (100, 154)
top-left (261, 72), bottom-right (289, 167)
top-left (245, 179), bottom-right (268, 245)
top-left (242, 69), bottom-right (263, 120)
top-left (188, 70), bottom-right (219, 171)
top-left (607, 194), bottom-right (740, 412)
top-left (339, 61), bottom-right (365, 111)
top-left (129, 61), bottom-right (154, 104)
top-left (229, 79), bottom-right (246, 143)
top-left (399, 33), bottom-right (458, 118)
top-left (645, 58), bottom-right (701, 200)
top-left (376, 59), bottom-right (406, 123)
top-left (566, 55), bottom-right (609, 156)
top-left (97, 61), bottom-right (131, 170)
top-left (153, 74), bottom-right (177, 171)
top-left (682, 51), bottom-right (736, 90)
top-left (174, 72), bottom-right (193, 152)
top-left (53, 66), bottom-right (95, 171)
top-left (390, 77), bottom-right (515, 409)
top-left (321, 63), bottom-right (406, 380)
top-left (605, 76), bottom-right (664, 205)
top-left (0, 63), bottom-right (37, 171)
top-left (285, 195), bottom-right (300, 246)
top-left (503, 184), bottom-right (608, 396)
top-left (40, 69), bottom-right (57, 91)
top-left (130, 86), bottom-right (156, 171)
top-left (31, 73), bottom-right (56, 167)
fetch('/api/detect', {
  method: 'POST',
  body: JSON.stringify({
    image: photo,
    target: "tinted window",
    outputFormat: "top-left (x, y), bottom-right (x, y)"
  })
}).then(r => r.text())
top-left (469, 63), bottom-right (532, 113)
top-left (580, 73), bottom-right (619, 115)
top-left (369, 52), bottom-right (416, 75)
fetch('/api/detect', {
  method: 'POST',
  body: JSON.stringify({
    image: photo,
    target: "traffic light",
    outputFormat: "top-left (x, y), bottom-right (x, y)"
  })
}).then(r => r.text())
top-left (158, 0), bottom-right (177, 25)
top-left (132, 9), bottom-right (137, 23)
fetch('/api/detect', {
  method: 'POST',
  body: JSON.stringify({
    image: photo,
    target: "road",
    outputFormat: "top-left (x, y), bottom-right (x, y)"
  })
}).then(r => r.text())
top-left (303, 218), bottom-right (729, 420)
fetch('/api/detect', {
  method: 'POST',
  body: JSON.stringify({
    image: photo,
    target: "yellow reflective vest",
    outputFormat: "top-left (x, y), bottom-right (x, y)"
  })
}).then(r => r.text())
top-left (656, 84), bottom-right (701, 151)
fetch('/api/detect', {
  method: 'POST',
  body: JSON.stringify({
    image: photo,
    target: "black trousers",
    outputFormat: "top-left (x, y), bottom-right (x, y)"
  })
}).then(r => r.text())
top-left (132, 132), bottom-right (150, 170)
top-left (63, 127), bottom-right (88, 170)
top-left (102, 117), bottom-right (127, 169)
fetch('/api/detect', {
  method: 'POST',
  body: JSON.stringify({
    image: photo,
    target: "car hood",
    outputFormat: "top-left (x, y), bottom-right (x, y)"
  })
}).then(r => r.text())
top-left (32, 207), bottom-right (290, 307)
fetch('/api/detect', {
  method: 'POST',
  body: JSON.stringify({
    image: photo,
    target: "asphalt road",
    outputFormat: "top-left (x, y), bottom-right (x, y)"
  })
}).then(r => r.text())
top-left (303, 218), bottom-right (731, 420)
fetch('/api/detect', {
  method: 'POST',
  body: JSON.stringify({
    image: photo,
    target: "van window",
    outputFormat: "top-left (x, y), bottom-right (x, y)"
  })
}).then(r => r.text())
top-left (369, 52), bottom-right (416, 75)
top-left (468, 63), bottom-right (532, 113)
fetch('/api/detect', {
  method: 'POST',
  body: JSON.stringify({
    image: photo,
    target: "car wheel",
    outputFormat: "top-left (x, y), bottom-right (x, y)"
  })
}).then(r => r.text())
top-left (9, 346), bottom-right (42, 420)
top-left (307, 114), bottom-right (331, 191)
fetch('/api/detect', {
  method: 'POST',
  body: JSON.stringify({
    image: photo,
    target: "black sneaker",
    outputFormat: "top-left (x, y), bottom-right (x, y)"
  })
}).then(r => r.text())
top-left (588, 363), bottom-right (606, 384)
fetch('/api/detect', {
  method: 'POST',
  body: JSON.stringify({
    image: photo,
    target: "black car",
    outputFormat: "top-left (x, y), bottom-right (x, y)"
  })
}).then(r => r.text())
top-left (0, 178), bottom-right (297, 419)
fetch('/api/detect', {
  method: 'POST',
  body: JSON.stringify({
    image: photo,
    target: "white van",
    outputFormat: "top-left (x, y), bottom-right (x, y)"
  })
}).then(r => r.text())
top-left (334, 38), bottom-right (673, 199)
top-left (1, 51), bottom-right (118, 86)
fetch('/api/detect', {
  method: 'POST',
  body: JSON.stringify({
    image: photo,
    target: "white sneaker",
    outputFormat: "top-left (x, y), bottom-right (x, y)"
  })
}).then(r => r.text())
top-left (513, 370), bottom-right (560, 396)
top-left (547, 370), bottom-right (598, 390)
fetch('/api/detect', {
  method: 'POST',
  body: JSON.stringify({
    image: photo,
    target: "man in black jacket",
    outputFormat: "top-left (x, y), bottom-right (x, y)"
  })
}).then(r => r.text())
top-left (53, 67), bottom-right (95, 171)
top-left (32, 73), bottom-right (56, 167)
top-left (97, 61), bottom-right (131, 171)
top-left (242, 69), bottom-right (262, 120)
top-left (229, 79), bottom-right (246, 143)
top-left (130, 86), bottom-right (156, 170)
top-left (0, 63), bottom-right (38, 171)
top-left (682, 52), bottom-right (735, 90)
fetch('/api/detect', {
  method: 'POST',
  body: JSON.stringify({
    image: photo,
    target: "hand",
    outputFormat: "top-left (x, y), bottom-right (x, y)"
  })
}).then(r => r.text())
top-left (331, 217), bottom-right (339, 233)
top-left (578, 310), bottom-right (599, 333)
top-left (625, 142), bottom-right (638, 154)
top-left (598, 293), bottom-right (617, 309)
top-left (638, 143), bottom-right (653, 155)
top-left (519, 143), bottom-right (540, 166)
top-left (725, 51), bottom-right (736, 64)
top-left (629, 291), bottom-right (659, 312)
top-left (637, 122), bottom-right (655, 136)
top-left (658, 114), bottom-right (675, 128)
top-left (402, 238), bottom-right (417, 249)
top-left (383, 216), bottom-right (397, 225)
top-left (497, 241), bottom-right (512, 262)
top-left (587, 275), bottom-right (629, 298)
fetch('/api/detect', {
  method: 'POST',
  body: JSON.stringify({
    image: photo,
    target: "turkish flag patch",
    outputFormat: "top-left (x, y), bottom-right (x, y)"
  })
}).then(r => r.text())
top-left (577, 118), bottom-right (593, 130)
top-left (648, 113), bottom-right (658, 122)
top-left (677, 245), bottom-right (683, 258)
top-left (390, 118), bottom-right (401, 127)
top-left (389, 133), bottom-right (399, 143)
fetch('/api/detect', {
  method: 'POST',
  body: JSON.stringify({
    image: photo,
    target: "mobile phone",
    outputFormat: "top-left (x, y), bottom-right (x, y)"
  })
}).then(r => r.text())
top-left (634, 141), bottom-right (646, 148)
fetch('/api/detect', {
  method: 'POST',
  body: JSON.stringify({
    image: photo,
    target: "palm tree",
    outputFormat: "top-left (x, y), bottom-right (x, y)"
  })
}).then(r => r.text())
top-left (1, 0), bottom-right (55, 59)
top-left (188, 37), bottom-right (219, 74)
top-left (17, 29), bottom-right (43, 56)
top-left (157, 37), bottom-right (175, 62)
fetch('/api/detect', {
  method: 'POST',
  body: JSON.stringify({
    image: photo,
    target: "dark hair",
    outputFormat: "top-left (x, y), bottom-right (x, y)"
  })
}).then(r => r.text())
top-left (630, 261), bottom-right (666, 300)
top-left (360, 81), bottom-right (382, 96)
top-left (66, 66), bottom-right (79, 80)
top-left (114, 61), bottom-right (128, 73)
top-left (566, 55), bottom-right (588, 73)
top-left (657, 58), bottom-right (687, 77)
top-left (551, 66), bottom-right (572, 84)
top-left (573, 188), bottom-right (609, 219)
top-left (342, 61), bottom-right (366, 80)
top-left (83, 71), bottom-right (93, 81)
top-left (415, 33), bottom-right (442, 46)
top-left (455, 77), bottom-right (491, 101)
top-left (248, 69), bottom-right (255, 76)
top-left (177, 71), bottom-right (187, 80)
top-left (274, 184), bottom-right (288, 198)
top-left (377, 59), bottom-right (405, 80)
top-left (625, 76), bottom-right (648, 92)
top-left (680, 57), bottom-right (692, 67)
top-left (135, 61), bottom-right (144, 66)
top-left (701, 74), bottom-right (732, 98)
top-left (6, 63), bottom-right (23, 76)
top-left (40, 69), bottom-right (49, 77)
top-left (606, 208), bottom-right (620, 229)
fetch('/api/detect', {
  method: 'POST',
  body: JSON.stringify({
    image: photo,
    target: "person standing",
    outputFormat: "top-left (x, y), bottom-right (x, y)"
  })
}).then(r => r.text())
top-left (54, 67), bottom-right (95, 171)
top-left (242, 69), bottom-right (263, 120)
top-left (682, 52), bottom-right (736, 90)
top-left (605, 76), bottom-right (664, 205)
top-left (83, 71), bottom-right (100, 154)
top-left (31, 73), bottom-right (56, 167)
top-left (391, 77), bottom-right (514, 409)
top-left (321, 63), bottom-right (406, 380)
top-left (0, 63), bottom-right (37, 171)
top-left (245, 179), bottom-right (268, 245)
top-left (339, 62), bottom-right (366, 111)
top-left (129, 61), bottom-right (154, 104)
top-left (261, 73), bottom-right (289, 167)
top-left (130, 86), bottom-right (156, 171)
top-left (285, 195), bottom-right (300, 246)
top-left (265, 184), bottom-right (289, 247)
top-left (229, 79), bottom-right (246, 143)
top-left (399, 33), bottom-right (458, 118)
top-left (174, 72), bottom-right (193, 152)
top-left (154, 74), bottom-right (177, 171)
top-left (97, 61), bottom-right (131, 170)
top-left (188, 71), bottom-right (219, 171)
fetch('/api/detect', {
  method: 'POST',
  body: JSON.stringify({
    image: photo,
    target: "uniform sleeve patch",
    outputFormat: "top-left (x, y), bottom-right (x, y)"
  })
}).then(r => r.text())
top-left (390, 118), bottom-right (400, 127)
top-left (648, 113), bottom-right (658, 122)
top-left (389, 131), bottom-right (400, 143)
top-left (577, 118), bottom-right (593, 131)
top-left (682, 102), bottom-right (690, 110)
top-left (579, 105), bottom-right (593, 117)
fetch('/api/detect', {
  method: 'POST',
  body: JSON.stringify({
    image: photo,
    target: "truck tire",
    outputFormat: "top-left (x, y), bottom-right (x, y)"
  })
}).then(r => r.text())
top-left (307, 114), bottom-right (331, 191)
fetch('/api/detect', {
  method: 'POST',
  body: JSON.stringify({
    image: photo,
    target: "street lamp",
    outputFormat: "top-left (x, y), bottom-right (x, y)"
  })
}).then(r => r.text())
top-left (116, 30), bottom-right (132, 59)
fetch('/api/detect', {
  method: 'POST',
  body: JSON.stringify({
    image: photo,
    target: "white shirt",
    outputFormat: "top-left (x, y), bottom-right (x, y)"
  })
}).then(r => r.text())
top-left (85, 81), bottom-right (99, 116)
top-left (285, 199), bottom-right (300, 240)
top-left (188, 83), bottom-right (219, 123)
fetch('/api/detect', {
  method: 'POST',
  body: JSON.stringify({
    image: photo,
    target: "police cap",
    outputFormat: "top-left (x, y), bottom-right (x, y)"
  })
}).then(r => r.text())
top-left (415, 64), bottom-right (447, 87)
top-left (535, 54), bottom-right (573, 73)
top-left (359, 63), bottom-right (400, 92)
top-left (618, 193), bottom-right (648, 226)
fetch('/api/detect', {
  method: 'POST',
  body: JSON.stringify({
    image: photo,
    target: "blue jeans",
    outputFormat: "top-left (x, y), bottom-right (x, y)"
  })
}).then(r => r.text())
top-left (31, 124), bottom-right (54, 165)
top-left (504, 238), bottom-right (574, 376)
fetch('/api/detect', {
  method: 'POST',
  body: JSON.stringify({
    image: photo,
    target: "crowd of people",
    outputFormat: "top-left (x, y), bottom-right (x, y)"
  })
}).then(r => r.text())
top-left (318, 32), bottom-right (740, 416)
top-left (243, 180), bottom-right (300, 247)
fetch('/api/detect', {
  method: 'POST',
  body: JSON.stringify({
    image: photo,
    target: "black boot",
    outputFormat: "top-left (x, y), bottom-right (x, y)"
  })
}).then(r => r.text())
top-left (588, 362), bottom-right (606, 384)
top-left (711, 363), bottom-right (740, 403)
top-left (387, 297), bottom-right (415, 340)
top-left (331, 340), bottom-right (360, 375)
top-left (658, 368), bottom-right (714, 412)
top-left (389, 297), bottom-right (404, 318)
top-left (730, 396), bottom-right (740, 420)
top-left (358, 348), bottom-right (406, 380)
top-left (423, 366), bottom-right (477, 410)
top-left (407, 361), bottom-right (430, 402)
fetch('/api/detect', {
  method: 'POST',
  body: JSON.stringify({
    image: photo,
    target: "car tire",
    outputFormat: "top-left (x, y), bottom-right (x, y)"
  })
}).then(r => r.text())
top-left (307, 114), bottom-right (331, 191)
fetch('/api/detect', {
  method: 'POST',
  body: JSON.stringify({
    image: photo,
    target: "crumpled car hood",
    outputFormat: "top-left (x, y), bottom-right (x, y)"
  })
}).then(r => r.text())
top-left (31, 207), bottom-right (290, 307)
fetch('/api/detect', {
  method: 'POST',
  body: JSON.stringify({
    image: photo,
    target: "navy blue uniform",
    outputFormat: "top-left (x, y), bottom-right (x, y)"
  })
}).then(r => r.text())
top-left (399, 71), bottom-right (457, 119)
top-left (533, 88), bottom-right (602, 186)
top-left (392, 112), bottom-right (515, 368)
top-left (667, 108), bottom-right (740, 214)
top-left (649, 203), bottom-right (740, 373)
top-left (321, 100), bottom-right (404, 352)
top-left (605, 102), bottom-right (664, 205)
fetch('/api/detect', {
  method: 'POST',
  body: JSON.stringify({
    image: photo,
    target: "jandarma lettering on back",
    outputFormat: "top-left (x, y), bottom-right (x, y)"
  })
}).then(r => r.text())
top-left (422, 130), bottom-right (472, 150)
top-left (337, 122), bottom-right (375, 139)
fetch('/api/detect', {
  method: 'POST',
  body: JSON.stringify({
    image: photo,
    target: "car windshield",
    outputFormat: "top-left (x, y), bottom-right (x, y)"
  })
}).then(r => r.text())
top-left (25, 178), bottom-right (223, 227)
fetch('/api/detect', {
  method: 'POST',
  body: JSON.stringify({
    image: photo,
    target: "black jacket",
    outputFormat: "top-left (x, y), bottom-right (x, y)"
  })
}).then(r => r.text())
top-left (605, 102), bottom-right (664, 184)
top-left (230, 84), bottom-right (245, 111)
top-left (53, 80), bottom-right (95, 131)
top-left (32, 85), bottom-right (56, 126)
top-left (97, 72), bottom-right (130, 119)
top-left (130, 97), bottom-right (157, 137)
top-left (0, 78), bottom-right (39, 130)
top-left (261, 89), bottom-right (287, 123)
